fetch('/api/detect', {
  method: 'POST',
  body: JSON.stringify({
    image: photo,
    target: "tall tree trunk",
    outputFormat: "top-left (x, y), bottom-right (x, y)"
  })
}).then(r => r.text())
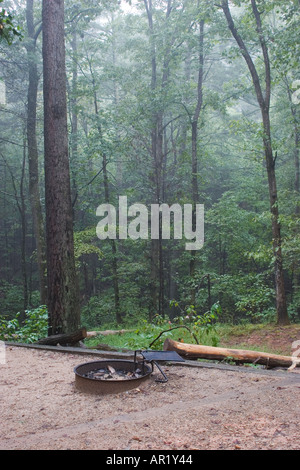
top-left (144, 0), bottom-right (173, 318)
top-left (88, 53), bottom-right (122, 324)
top-left (26, 0), bottom-right (47, 305)
top-left (285, 76), bottom-right (300, 316)
top-left (20, 140), bottom-right (29, 318)
top-left (0, 166), bottom-right (9, 281)
top-left (1, 148), bottom-right (28, 319)
top-left (42, 0), bottom-right (81, 335)
top-left (103, 152), bottom-right (122, 325)
top-left (145, 0), bottom-right (161, 318)
top-left (111, 12), bottom-right (123, 191)
top-left (285, 77), bottom-right (300, 210)
top-left (190, 18), bottom-right (204, 306)
top-left (221, 0), bottom-right (289, 325)
top-left (70, 30), bottom-right (79, 212)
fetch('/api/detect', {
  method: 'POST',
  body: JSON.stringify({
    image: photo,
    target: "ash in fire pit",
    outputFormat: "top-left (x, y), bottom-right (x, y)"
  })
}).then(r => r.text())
top-left (74, 359), bottom-right (152, 395)
top-left (83, 364), bottom-right (144, 381)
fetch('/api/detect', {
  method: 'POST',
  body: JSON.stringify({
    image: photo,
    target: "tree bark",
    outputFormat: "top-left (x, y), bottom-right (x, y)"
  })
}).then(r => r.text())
top-left (70, 30), bottom-right (79, 212)
top-left (285, 78), bottom-right (300, 316)
top-left (42, 0), bottom-right (81, 335)
top-left (285, 76), bottom-right (300, 210)
top-left (164, 338), bottom-right (299, 369)
top-left (190, 18), bottom-right (204, 306)
top-left (26, 0), bottom-right (47, 305)
top-left (37, 327), bottom-right (87, 346)
top-left (221, 0), bottom-right (289, 325)
top-left (20, 140), bottom-right (28, 317)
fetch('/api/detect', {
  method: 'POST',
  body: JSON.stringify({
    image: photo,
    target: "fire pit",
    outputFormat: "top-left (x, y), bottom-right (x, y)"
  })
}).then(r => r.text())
top-left (74, 359), bottom-right (152, 395)
top-left (74, 350), bottom-right (185, 395)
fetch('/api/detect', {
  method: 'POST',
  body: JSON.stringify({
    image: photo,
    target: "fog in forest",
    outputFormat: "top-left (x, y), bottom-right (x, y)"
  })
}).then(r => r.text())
top-left (0, 0), bottom-right (299, 337)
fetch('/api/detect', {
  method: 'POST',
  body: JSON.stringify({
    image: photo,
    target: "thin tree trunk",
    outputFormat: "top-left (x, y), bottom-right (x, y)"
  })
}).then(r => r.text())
top-left (285, 76), bottom-right (300, 209)
top-left (144, 0), bottom-right (174, 318)
top-left (144, 0), bottom-right (161, 318)
top-left (42, 0), bottom-right (81, 335)
top-left (111, 12), bottom-right (123, 190)
top-left (1, 149), bottom-right (28, 319)
top-left (88, 53), bottom-right (122, 324)
top-left (70, 30), bottom-right (79, 211)
top-left (285, 76), bottom-right (300, 316)
top-left (190, 19), bottom-right (204, 306)
top-left (20, 139), bottom-right (28, 316)
top-left (221, 0), bottom-right (289, 325)
top-left (26, 0), bottom-right (47, 305)
top-left (0, 166), bottom-right (9, 280)
top-left (103, 152), bottom-right (122, 324)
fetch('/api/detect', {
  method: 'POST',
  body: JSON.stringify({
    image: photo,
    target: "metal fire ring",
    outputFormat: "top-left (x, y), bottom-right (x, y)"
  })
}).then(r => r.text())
top-left (74, 359), bottom-right (152, 395)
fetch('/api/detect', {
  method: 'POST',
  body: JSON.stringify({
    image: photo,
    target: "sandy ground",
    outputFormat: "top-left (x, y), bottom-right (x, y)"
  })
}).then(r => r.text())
top-left (0, 345), bottom-right (299, 451)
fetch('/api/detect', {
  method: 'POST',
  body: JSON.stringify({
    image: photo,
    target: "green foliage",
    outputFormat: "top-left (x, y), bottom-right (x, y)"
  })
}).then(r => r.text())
top-left (80, 294), bottom-right (115, 329)
top-left (169, 301), bottom-right (221, 347)
top-left (81, 291), bottom-right (149, 330)
top-left (234, 275), bottom-right (276, 323)
top-left (85, 308), bottom-right (221, 352)
top-left (124, 322), bottom-right (171, 350)
top-left (205, 273), bottom-right (276, 323)
top-left (0, 0), bottom-right (299, 331)
top-left (0, 282), bottom-right (26, 318)
top-left (0, 0), bottom-right (22, 44)
top-left (0, 306), bottom-right (48, 343)
top-left (74, 227), bottom-right (103, 267)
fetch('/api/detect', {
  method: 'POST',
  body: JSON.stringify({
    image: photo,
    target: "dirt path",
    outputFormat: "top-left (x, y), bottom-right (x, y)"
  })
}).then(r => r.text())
top-left (0, 345), bottom-right (299, 450)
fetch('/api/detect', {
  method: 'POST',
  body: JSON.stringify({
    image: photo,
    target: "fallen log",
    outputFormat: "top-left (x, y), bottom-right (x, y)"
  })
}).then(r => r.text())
top-left (36, 327), bottom-right (87, 346)
top-left (87, 329), bottom-right (133, 337)
top-left (163, 338), bottom-right (300, 369)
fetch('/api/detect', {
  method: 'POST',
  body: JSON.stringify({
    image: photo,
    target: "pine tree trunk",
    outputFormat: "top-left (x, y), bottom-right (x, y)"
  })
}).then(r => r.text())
top-left (42, 0), bottom-right (81, 335)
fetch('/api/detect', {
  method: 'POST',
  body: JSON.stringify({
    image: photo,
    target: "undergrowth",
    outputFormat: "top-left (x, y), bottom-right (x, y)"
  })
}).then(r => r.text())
top-left (0, 306), bottom-right (48, 343)
top-left (85, 303), bottom-right (221, 350)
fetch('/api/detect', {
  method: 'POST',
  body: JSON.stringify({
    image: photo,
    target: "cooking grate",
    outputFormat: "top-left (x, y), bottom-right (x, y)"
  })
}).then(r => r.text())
top-left (134, 349), bottom-right (185, 383)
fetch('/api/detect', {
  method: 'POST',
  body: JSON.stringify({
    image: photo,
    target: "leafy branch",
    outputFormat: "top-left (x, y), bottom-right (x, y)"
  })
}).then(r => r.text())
top-left (148, 325), bottom-right (199, 348)
top-left (0, 1), bottom-right (22, 44)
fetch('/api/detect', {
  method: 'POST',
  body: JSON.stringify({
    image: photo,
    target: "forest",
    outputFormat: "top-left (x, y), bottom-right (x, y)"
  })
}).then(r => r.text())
top-left (0, 0), bottom-right (299, 342)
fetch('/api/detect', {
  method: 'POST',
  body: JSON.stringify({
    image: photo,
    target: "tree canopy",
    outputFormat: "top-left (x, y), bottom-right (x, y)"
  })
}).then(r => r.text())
top-left (0, 0), bottom-right (299, 332)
